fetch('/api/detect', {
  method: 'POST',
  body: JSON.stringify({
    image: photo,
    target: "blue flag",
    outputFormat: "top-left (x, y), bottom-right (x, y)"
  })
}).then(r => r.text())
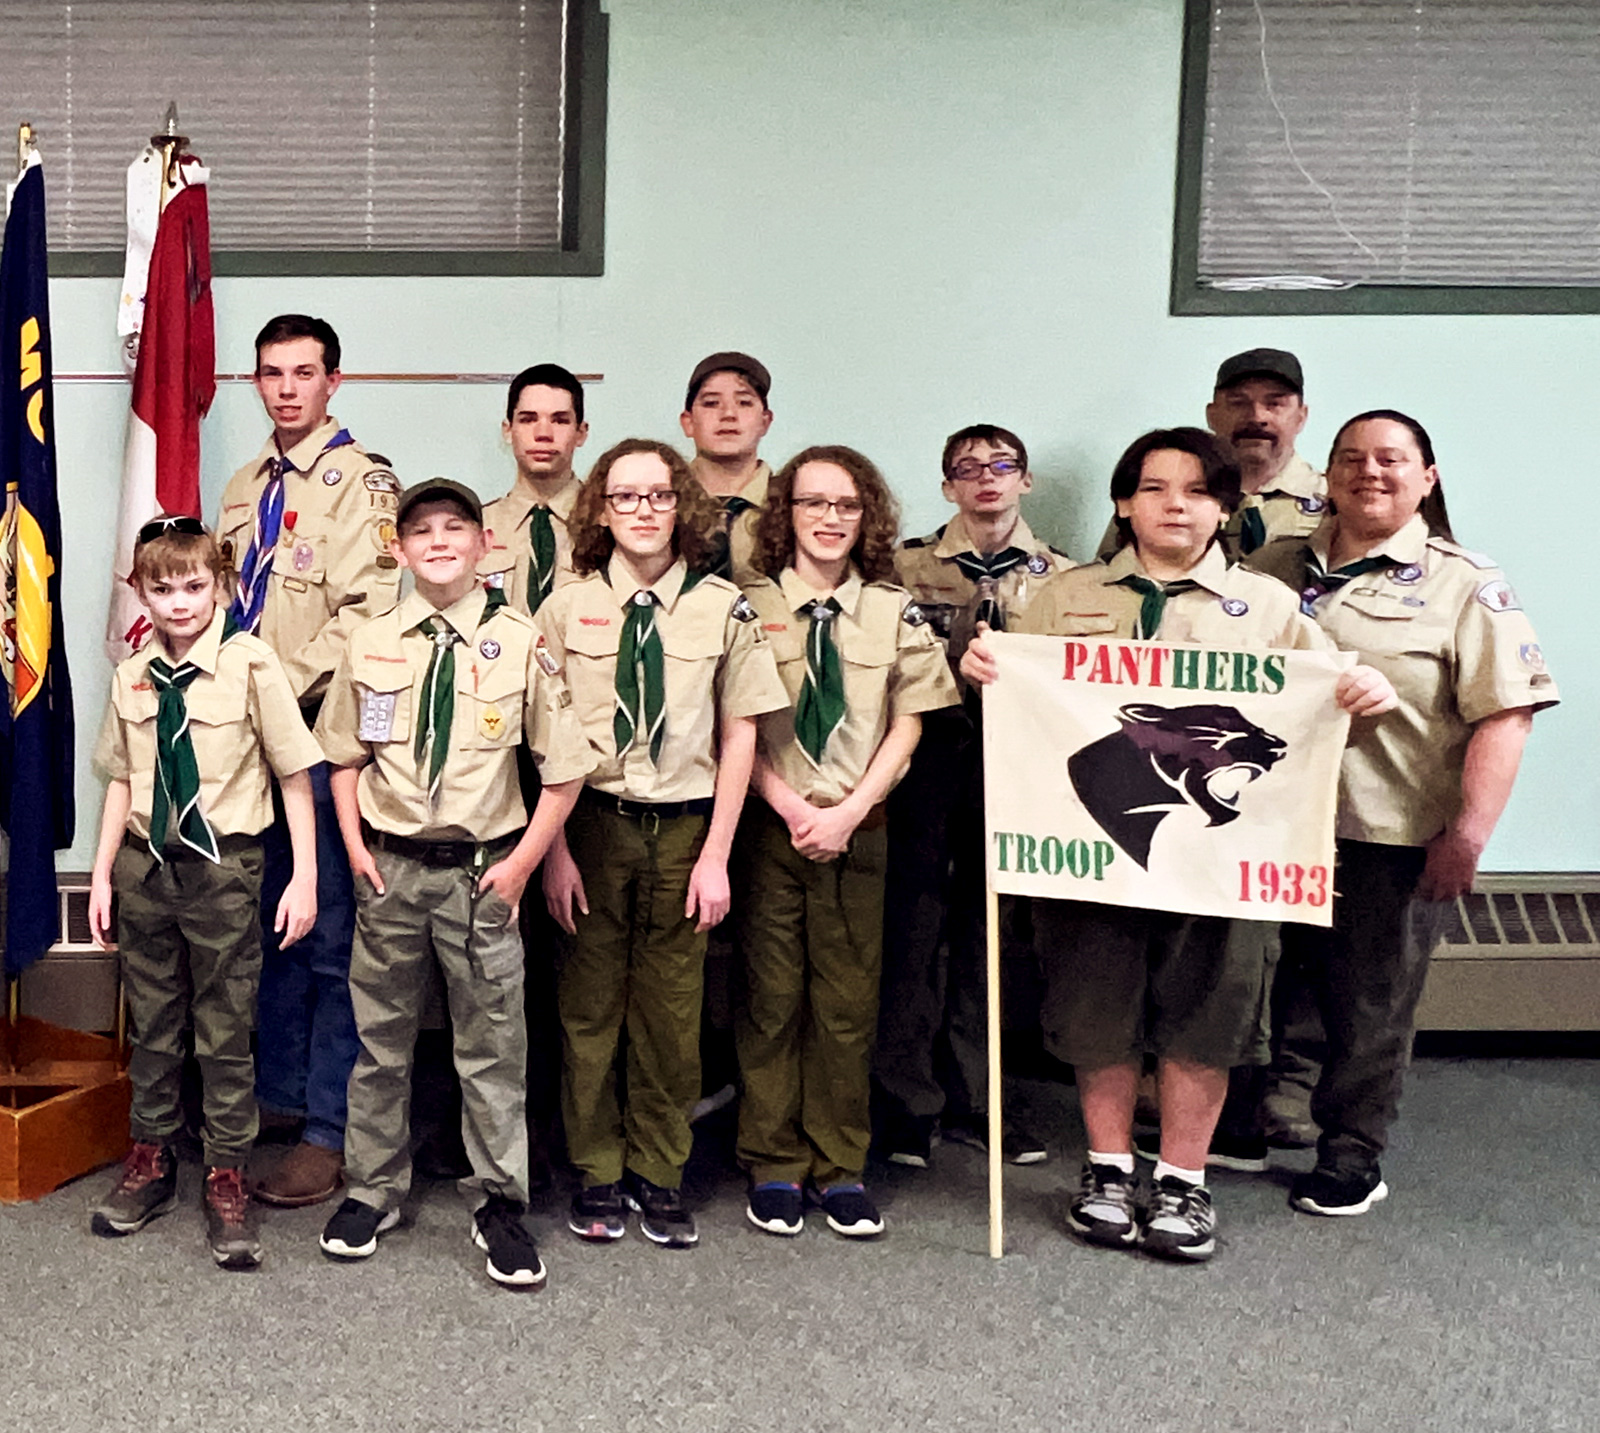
top-left (0, 154), bottom-right (75, 975)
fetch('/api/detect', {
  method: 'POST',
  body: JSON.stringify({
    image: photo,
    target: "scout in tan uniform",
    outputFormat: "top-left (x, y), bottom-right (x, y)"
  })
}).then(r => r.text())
top-left (876, 423), bottom-right (1073, 1170)
top-left (736, 446), bottom-right (958, 1239)
top-left (537, 439), bottom-right (788, 1249)
top-left (87, 518), bottom-right (323, 1270)
top-left (313, 479), bottom-right (590, 1289)
top-left (479, 362), bottom-right (590, 616)
top-left (680, 350), bottom-right (775, 586)
top-left (215, 315), bottom-right (400, 1208)
top-left (964, 427), bottom-right (1395, 1262)
top-left (1248, 410), bottom-right (1558, 1218)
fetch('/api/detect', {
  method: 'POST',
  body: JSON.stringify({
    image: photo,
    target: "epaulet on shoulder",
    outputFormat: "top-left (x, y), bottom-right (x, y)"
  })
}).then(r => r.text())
top-left (1433, 537), bottom-right (1500, 570)
top-left (1048, 545), bottom-right (1072, 559)
top-left (493, 604), bottom-right (536, 630)
top-left (900, 524), bottom-right (946, 551)
top-left (899, 535), bottom-right (931, 551)
top-left (361, 449), bottom-right (389, 466)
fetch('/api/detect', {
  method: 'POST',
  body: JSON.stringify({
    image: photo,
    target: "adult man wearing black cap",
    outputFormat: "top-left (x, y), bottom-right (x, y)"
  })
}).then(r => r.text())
top-left (680, 351), bottom-right (774, 585)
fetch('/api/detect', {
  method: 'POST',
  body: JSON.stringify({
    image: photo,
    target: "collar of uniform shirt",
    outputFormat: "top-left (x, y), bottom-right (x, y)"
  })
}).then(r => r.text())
top-left (779, 566), bottom-right (864, 621)
top-left (932, 510), bottom-right (1042, 562)
top-left (1258, 450), bottom-right (1323, 501)
top-left (604, 553), bottom-right (692, 613)
top-left (502, 471), bottom-right (582, 530)
top-left (256, 414), bottom-right (345, 475)
top-left (146, 603), bottom-right (228, 676)
top-left (689, 455), bottom-right (770, 510)
top-left (1099, 539), bottom-right (1231, 598)
top-left (1307, 509), bottom-right (1430, 573)
top-left (398, 584), bottom-right (491, 641)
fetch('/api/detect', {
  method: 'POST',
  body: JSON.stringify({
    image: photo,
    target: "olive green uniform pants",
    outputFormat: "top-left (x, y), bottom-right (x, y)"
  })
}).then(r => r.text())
top-left (559, 800), bottom-right (709, 1190)
top-left (735, 801), bottom-right (887, 1188)
top-left (112, 836), bottom-right (265, 1167)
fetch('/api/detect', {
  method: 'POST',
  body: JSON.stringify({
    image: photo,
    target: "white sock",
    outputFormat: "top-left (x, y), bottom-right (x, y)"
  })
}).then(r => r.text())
top-left (1087, 1149), bottom-right (1135, 1174)
top-left (1154, 1159), bottom-right (1205, 1187)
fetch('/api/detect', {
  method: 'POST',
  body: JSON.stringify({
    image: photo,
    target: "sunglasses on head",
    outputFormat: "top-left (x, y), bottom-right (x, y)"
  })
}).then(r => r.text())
top-left (136, 515), bottom-right (208, 545)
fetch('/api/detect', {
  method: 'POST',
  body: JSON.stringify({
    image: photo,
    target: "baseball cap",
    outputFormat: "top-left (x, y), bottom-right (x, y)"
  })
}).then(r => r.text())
top-left (396, 478), bottom-right (483, 528)
top-left (685, 351), bottom-right (772, 409)
top-left (1214, 347), bottom-right (1304, 395)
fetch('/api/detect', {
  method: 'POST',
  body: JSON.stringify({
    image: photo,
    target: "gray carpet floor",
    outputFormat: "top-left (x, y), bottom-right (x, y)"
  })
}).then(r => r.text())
top-left (1, 1055), bottom-right (1595, 1433)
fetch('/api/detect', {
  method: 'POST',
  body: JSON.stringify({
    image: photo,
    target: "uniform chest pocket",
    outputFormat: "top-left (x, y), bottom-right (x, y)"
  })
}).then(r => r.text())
top-left (273, 530), bottom-right (327, 585)
top-left (1336, 592), bottom-right (1452, 659)
top-left (184, 678), bottom-right (249, 728)
top-left (1053, 613), bottom-right (1120, 637)
top-left (660, 622), bottom-right (725, 666)
top-left (352, 667), bottom-right (413, 745)
top-left (112, 681), bottom-right (159, 728)
top-left (457, 657), bottom-right (526, 749)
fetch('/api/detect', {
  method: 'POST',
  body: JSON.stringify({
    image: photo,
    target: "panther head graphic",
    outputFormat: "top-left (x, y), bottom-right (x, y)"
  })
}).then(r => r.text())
top-left (1066, 703), bottom-right (1288, 870)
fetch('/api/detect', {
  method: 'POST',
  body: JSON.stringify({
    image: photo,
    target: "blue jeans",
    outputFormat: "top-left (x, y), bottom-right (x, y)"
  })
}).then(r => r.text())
top-left (255, 763), bottom-right (358, 1150)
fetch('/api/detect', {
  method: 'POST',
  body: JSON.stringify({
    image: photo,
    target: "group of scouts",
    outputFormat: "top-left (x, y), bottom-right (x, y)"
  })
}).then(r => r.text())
top-left (82, 318), bottom-right (1557, 1286)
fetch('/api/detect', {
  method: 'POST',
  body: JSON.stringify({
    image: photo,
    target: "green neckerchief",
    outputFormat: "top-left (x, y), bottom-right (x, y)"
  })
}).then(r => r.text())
top-left (953, 547), bottom-right (1028, 584)
top-left (1114, 574), bottom-right (1199, 640)
top-left (527, 504), bottom-right (558, 614)
top-left (614, 589), bottom-right (666, 765)
top-left (794, 596), bottom-right (846, 766)
top-left (145, 610), bottom-right (241, 864)
top-left (1299, 551), bottom-right (1392, 614)
top-left (414, 589), bottom-right (508, 801)
top-left (1237, 505), bottom-right (1268, 555)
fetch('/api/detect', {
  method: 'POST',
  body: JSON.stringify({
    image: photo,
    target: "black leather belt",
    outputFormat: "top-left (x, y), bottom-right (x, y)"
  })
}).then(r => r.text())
top-left (366, 827), bottom-right (516, 869)
top-left (124, 830), bottom-right (261, 859)
top-left (580, 787), bottom-right (714, 821)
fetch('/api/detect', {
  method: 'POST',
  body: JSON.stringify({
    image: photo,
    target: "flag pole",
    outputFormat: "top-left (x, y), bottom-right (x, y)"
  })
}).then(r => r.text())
top-left (16, 122), bottom-right (35, 179)
top-left (986, 881), bottom-right (1003, 1259)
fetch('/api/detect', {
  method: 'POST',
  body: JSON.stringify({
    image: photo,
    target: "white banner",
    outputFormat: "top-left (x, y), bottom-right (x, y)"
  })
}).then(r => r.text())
top-left (982, 633), bottom-right (1354, 926)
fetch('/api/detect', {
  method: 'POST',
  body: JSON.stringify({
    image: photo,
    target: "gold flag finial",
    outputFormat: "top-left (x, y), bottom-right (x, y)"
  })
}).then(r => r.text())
top-left (17, 121), bottom-right (36, 177)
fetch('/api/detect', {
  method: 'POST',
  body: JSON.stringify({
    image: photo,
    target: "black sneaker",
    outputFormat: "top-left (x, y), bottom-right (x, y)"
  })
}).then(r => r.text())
top-left (568, 1181), bottom-right (628, 1242)
top-left (623, 1172), bottom-right (698, 1248)
top-left (1290, 1166), bottom-right (1389, 1217)
top-left (472, 1195), bottom-right (547, 1288)
top-left (203, 1166), bottom-right (263, 1270)
top-left (746, 1181), bottom-right (804, 1236)
top-left (944, 1120), bottom-right (1049, 1167)
top-left (1067, 1161), bottom-right (1140, 1248)
top-left (1140, 1175), bottom-right (1216, 1261)
top-left (319, 1196), bottom-right (401, 1259)
top-left (1132, 1129), bottom-right (1268, 1173)
top-left (811, 1182), bottom-right (884, 1238)
top-left (879, 1113), bottom-right (936, 1169)
top-left (91, 1142), bottom-right (177, 1237)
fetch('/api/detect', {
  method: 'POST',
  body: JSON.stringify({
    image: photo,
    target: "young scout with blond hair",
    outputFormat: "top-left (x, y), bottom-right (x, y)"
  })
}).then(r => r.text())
top-left (88, 517), bottom-right (323, 1269)
top-left (736, 446), bottom-right (957, 1239)
top-left (538, 438), bottom-right (788, 1249)
top-left (312, 479), bottom-right (591, 1289)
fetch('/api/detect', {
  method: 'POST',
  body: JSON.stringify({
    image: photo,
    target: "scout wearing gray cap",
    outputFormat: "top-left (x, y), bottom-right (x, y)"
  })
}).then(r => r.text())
top-left (396, 478), bottom-right (484, 527)
top-left (685, 351), bottom-right (772, 409)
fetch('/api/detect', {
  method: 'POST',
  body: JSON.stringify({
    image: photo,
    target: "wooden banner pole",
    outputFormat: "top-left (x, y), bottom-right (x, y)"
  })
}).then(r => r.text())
top-left (986, 881), bottom-right (1004, 1259)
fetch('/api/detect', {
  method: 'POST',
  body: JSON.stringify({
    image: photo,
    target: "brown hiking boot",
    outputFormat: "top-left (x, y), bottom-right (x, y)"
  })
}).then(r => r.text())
top-left (253, 1140), bottom-right (343, 1207)
top-left (205, 1166), bottom-right (263, 1269)
top-left (91, 1142), bottom-right (177, 1236)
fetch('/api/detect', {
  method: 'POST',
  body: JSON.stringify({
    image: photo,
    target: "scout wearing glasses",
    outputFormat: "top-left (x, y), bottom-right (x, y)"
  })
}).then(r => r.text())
top-left (535, 439), bottom-right (787, 1251)
top-left (215, 315), bottom-right (402, 1210)
top-left (875, 424), bottom-right (1073, 1170)
top-left (680, 351), bottom-right (775, 586)
top-left (87, 517), bottom-right (324, 1271)
top-left (962, 427), bottom-right (1395, 1264)
top-left (313, 479), bottom-right (591, 1290)
top-left (735, 447), bottom-right (957, 1240)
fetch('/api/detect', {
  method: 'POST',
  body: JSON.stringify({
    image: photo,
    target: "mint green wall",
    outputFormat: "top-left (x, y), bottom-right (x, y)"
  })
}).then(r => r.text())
top-left (43, 0), bottom-right (1594, 870)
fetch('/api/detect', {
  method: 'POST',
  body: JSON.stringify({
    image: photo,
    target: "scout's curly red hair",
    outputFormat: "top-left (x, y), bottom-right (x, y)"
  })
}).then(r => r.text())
top-left (754, 445), bottom-right (899, 583)
top-left (569, 438), bottom-right (723, 576)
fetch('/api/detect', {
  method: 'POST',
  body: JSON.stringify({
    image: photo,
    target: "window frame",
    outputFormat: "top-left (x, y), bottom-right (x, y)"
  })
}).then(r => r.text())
top-left (1170, 0), bottom-right (1600, 316)
top-left (45, 0), bottom-right (608, 280)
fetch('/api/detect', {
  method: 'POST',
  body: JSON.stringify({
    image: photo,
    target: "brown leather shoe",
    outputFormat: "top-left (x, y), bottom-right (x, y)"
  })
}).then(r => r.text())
top-left (254, 1141), bottom-right (344, 1207)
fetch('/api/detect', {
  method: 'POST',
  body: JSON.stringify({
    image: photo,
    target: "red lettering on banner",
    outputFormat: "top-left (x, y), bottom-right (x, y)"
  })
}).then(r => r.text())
top-left (1062, 642), bottom-right (1089, 680)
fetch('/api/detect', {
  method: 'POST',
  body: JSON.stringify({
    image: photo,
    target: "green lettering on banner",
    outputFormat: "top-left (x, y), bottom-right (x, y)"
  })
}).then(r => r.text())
top-left (1262, 654), bottom-right (1286, 693)
top-left (1016, 834), bottom-right (1039, 874)
top-left (1094, 841), bottom-right (1115, 879)
top-left (1040, 837), bottom-right (1065, 875)
top-left (993, 831), bottom-right (1012, 871)
top-left (1205, 650), bottom-right (1230, 691)
top-left (1232, 651), bottom-right (1259, 692)
top-left (1064, 839), bottom-right (1089, 878)
top-left (1171, 650), bottom-right (1200, 689)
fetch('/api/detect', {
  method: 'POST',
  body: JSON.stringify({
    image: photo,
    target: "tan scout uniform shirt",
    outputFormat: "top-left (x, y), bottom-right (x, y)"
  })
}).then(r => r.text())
top-left (533, 556), bottom-right (789, 803)
top-left (1096, 452), bottom-right (1329, 564)
top-left (690, 456), bottom-right (771, 588)
top-left (315, 587), bottom-right (592, 842)
top-left (94, 606), bottom-right (325, 841)
top-left (1248, 514), bottom-right (1559, 848)
top-left (894, 514), bottom-right (1074, 673)
top-left (478, 473), bottom-right (582, 614)
top-left (1019, 543), bottom-right (1328, 652)
top-left (216, 415), bottom-right (403, 705)
top-left (744, 568), bottom-right (960, 807)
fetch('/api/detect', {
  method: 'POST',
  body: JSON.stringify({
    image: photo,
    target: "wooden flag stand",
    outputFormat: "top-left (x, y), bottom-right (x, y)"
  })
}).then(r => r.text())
top-left (985, 885), bottom-right (1004, 1259)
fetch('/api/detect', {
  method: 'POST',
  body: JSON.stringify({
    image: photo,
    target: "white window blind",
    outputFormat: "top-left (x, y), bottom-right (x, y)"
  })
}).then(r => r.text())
top-left (1197, 0), bottom-right (1600, 288)
top-left (0, 0), bottom-right (570, 254)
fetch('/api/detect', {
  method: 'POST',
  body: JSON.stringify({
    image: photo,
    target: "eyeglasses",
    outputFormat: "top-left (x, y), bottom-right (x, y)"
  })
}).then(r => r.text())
top-left (791, 496), bottom-right (864, 520)
top-left (605, 489), bottom-right (679, 514)
top-left (136, 515), bottom-right (207, 545)
top-left (947, 457), bottom-right (1023, 483)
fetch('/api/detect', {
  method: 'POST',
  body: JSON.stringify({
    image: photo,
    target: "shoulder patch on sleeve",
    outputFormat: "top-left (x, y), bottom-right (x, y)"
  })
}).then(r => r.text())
top-left (901, 602), bottom-right (928, 628)
top-left (364, 469), bottom-right (401, 493)
top-left (730, 593), bottom-right (758, 623)
top-left (1476, 578), bottom-right (1521, 613)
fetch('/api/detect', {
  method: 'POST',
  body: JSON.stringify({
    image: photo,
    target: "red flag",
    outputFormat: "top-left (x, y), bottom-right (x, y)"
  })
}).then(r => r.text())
top-left (106, 153), bottom-right (215, 661)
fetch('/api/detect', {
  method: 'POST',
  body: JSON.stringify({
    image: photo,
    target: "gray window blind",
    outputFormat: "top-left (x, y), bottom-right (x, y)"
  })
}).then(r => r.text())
top-left (1197, 0), bottom-right (1600, 288)
top-left (0, 0), bottom-right (568, 254)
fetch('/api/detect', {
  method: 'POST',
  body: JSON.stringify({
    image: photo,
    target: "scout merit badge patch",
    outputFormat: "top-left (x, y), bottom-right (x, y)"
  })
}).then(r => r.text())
top-left (358, 689), bottom-right (398, 742)
top-left (980, 633), bottom-right (1354, 925)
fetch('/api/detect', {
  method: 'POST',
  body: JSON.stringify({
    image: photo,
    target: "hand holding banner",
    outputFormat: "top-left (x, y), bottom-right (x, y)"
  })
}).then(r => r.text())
top-left (982, 633), bottom-right (1352, 926)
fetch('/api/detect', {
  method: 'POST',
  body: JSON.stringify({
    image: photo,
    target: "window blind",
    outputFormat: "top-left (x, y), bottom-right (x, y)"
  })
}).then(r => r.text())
top-left (0, 0), bottom-right (569, 254)
top-left (1197, 0), bottom-right (1600, 288)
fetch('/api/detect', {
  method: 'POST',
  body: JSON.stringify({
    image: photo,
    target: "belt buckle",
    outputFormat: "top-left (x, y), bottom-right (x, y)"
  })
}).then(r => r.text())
top-left (640, 807), bottom-right (661, 836)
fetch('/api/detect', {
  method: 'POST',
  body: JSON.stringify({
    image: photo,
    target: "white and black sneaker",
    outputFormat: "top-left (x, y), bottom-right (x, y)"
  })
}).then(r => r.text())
top-left (747, 1181), bottom-right (804, 1236)
top-left (1290, 1166), bottom-right (1389, 1217)
top-left (473, 1195), bottom-right (547, 1288)
top-left (320, 1197), bottom-right (401, 1260)
top-left (811, 1182), bottom-right (884, 1239)
top-left (1140, 1175), bottom-right (1217, 1261)
top-left (1067, 1161), bottom-right (1140, 1248)
top-left (622, 1172), bottom-right (698, 1248)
